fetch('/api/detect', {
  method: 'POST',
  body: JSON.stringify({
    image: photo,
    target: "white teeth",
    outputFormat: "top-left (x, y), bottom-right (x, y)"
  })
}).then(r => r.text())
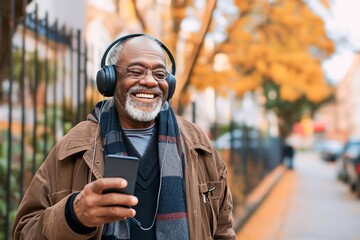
top-left (136, 93), bottom-right (155, 99)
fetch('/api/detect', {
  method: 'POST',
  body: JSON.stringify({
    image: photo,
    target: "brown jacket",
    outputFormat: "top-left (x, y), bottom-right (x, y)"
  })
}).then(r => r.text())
top-left (13, 116), bottom-right (236, 240)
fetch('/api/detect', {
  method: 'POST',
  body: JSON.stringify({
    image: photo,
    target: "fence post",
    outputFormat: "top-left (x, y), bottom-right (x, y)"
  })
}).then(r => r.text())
top-left (83, 44), bottom-right (88, 118)
top-left (52, 20), bottom-right (58, 141)
top-left (31, 4), bottom-right (39, 176)
top-left (43, 12), bottom-right (49, 158)
top-left (241, 125), bottom-right (249, 194)
top-left (5, 0), bottom-right (15, 238)
top-left (19, 0), bottom-right (27, 200)
top-left (61, 25), bottom-right (67, 134)
top-left (77, 29), bottom-right (81, 123)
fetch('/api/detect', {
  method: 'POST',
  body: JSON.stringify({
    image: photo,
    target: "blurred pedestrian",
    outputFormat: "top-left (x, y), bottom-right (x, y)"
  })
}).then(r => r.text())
top-left (283, 143), bottom-right (295, 169)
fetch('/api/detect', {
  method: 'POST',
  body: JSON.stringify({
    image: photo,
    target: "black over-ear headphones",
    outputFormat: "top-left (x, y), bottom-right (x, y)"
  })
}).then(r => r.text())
top-left (96, 33), bottom-right (176, 101)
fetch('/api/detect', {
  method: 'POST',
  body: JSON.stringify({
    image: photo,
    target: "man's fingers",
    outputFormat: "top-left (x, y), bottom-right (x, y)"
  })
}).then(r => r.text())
top-left (73, 190), bottom-right (137, 227)
top-left (90, 178), bottom-right (128, 194)
top-left (97, 206), bottom-right (137, 220)
top-left (100, 193), bottom-right (138, 207)
top-left (75, 205), bottom-right (137, 227)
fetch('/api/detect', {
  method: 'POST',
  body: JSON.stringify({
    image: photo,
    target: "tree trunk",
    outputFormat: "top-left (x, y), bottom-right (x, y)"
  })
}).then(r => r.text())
top-left (0, 0), bottom-right (32, 101)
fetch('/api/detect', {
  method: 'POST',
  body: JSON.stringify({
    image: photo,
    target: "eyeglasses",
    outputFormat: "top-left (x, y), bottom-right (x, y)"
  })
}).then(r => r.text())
top-left (120, 66), bottom-right (168, 82)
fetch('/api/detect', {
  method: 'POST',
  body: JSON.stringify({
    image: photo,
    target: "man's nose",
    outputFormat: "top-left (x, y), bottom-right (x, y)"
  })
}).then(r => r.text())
top-left (139, 71), bottom-right (159, 87)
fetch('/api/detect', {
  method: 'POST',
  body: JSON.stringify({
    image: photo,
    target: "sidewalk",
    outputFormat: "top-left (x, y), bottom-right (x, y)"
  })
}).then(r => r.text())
top-left (233, 163), bottom-right (287, 232)
top-left (236, 151), bottom-right (360, 240)
top-left (236, 168), bottom-right (295, 239)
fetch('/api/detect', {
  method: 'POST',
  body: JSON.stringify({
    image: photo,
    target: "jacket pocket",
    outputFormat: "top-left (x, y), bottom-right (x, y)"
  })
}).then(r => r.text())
top-left (198, 181), bottom-right (224, 237)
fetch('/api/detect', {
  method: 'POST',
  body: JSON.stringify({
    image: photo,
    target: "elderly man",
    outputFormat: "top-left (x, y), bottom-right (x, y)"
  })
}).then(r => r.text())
top-left (13, 34), bottom-right (236, 240)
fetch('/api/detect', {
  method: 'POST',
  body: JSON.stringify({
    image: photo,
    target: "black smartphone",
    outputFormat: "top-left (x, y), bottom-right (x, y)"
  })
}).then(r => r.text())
top-left (103, 154), bottom-right (139, 195)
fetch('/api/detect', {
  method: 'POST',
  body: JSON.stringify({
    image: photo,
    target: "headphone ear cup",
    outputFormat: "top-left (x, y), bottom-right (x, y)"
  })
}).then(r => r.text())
top-left (166, 73), bottom-right (176, 101)
top-left (96, 65), bottom-right (117, 97)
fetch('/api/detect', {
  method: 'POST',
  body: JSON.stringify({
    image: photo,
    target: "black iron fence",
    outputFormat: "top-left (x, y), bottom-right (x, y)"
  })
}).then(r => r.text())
top-left (0, 3), bottom-right (98, 239)
top-left (212, 123), bottom-right (282, 210)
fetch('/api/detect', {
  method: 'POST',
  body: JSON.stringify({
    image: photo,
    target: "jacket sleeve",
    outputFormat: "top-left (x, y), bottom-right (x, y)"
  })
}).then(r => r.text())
top-left (12, 148), bottom-right (98, 240)
top-left (212, 146), bottom-right (237, 240)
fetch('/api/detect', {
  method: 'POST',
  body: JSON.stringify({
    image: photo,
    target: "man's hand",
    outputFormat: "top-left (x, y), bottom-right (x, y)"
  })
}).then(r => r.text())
top-left (73, 178), bottom-right (138, 227)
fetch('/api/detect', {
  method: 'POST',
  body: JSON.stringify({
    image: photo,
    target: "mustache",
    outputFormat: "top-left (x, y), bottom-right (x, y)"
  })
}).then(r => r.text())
top-left (128, 86), bottom-right (163, 97)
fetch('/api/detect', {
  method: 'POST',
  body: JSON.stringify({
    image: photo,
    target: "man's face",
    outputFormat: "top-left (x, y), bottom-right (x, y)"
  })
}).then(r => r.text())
top-left (114, 37), bottom-right (169, 129)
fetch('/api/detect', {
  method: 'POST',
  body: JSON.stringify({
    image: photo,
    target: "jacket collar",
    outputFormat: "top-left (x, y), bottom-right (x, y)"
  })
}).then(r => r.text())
top-left (176, 116), bottom-right (213, 154)
top-left (57, 121), bottom-right (105, 180)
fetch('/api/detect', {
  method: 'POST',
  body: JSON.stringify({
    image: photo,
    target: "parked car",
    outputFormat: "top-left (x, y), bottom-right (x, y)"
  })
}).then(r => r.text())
top-left (336, 138), bottom-right (360, 198)
top-left (319, 140), bottom-right (344, 162)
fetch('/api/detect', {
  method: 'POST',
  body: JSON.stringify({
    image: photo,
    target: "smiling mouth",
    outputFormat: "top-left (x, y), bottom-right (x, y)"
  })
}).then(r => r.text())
top-left (134, 93), bottom-right (157, 99)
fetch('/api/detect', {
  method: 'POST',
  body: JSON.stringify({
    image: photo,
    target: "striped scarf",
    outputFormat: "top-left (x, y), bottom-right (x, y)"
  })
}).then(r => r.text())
top-left (88, 99), bottom-right (190, 240)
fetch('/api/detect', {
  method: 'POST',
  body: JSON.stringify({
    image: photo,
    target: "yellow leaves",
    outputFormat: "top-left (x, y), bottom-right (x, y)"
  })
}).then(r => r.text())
top-left (233, 0), bottom-right (253, 14)
top-left (280, 85), bottom-right (301, 102)
top-left (262, 46), bottom-right (332, 103)
top-left (230, 29), bottom-right (252, 44)
top-left (235, 73), bottom-right (262, 97)
top-left (271, 3), bottom-right (302, 29)
top-left (277, 76), bottom-right (332, 103)
top-left (189, 0), bottom-right (335, 105)
top-left (269, 63), bottom-right (288, 84)
top-left (305, 83), bottom-right (333, 103)
top-left (255, 59), bottom-right (267, 74)
top-left (192, 61), bottom-right (237, 95)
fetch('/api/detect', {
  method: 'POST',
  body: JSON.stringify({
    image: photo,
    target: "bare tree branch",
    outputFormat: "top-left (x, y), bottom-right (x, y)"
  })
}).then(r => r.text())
top-left (171, 0), bottom-right (217, 113)
top-left (130, 0), bottom-right (146, 31)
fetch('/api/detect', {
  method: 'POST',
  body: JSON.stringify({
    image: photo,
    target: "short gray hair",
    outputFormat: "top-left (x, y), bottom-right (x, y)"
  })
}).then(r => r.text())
top-left (106, 43), bottom-right (123, 66)
top-left (105, 35), bottom-right (169, 68)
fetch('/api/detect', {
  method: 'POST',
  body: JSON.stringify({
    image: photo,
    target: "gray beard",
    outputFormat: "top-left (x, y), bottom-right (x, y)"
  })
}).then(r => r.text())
top-left (125, 94), bottom-right (162, 122)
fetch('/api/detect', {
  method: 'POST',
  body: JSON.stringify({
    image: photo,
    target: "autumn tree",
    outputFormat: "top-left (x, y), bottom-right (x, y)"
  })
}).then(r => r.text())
top-left (190, 0), bottom-right (335, 138)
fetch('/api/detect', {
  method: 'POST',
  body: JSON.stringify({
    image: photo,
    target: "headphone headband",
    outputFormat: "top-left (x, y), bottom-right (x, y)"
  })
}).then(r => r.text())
top-left (100, 33), bottom-right (176, 75)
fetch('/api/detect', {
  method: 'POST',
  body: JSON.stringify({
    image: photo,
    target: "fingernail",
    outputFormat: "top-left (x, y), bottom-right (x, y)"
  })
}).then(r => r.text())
top-left (122, 179), bottom-right (128, 186)
top-left (131, 196), bottom-right (138, 204)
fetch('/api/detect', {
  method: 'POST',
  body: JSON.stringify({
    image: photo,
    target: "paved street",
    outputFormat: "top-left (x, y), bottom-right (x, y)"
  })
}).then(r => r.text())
top-left (236, 151), bottom-right (360, 240)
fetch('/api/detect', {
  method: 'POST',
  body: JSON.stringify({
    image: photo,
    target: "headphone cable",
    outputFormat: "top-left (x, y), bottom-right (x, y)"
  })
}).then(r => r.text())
top-left (130, 120), bottom-right (169, 231)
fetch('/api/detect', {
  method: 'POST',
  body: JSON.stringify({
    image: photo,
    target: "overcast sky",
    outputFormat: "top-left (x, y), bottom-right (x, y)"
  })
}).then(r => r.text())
top-left (319, 0), bottom-right (360, 84)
